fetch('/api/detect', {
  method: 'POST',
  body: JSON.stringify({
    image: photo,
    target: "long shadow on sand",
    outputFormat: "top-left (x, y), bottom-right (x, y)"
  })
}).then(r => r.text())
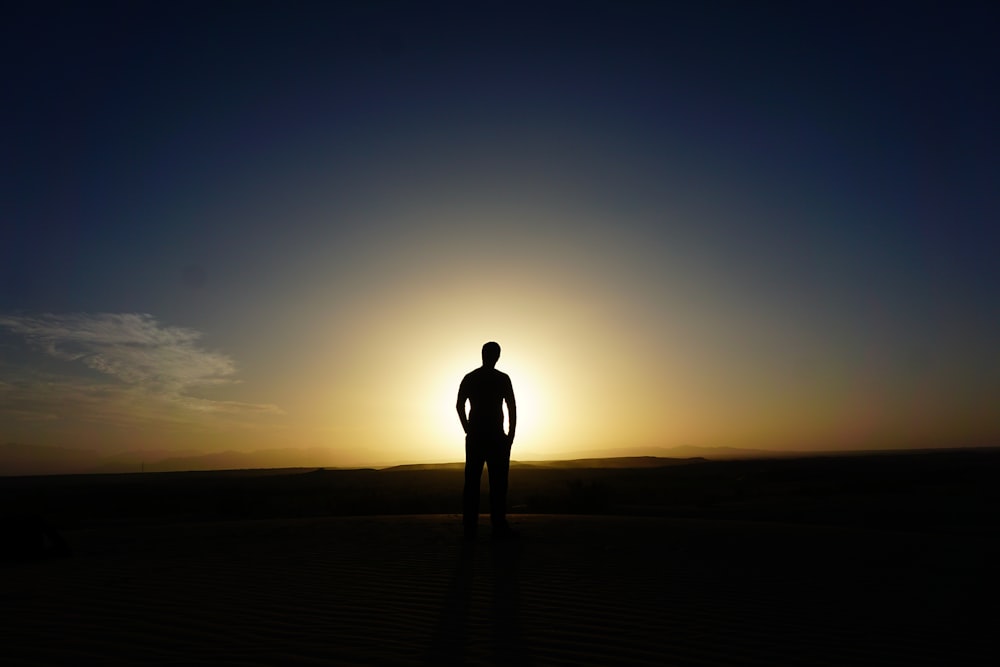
top-left (491, 538), bottom-right (528, 665)
top-left (426, 537), bottom-right (529, 666)
top-left (426, 542), bottom-right (475, 664)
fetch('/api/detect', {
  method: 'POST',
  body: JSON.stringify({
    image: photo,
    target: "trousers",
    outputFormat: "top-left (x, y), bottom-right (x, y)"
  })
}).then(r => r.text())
top-left (463, 431), bottom-right (511, 531)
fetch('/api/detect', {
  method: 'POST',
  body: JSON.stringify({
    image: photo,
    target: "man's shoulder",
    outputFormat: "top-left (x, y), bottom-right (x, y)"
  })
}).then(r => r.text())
top-left (490, 368), bottom-right (512, 387)
top-left (460, 368), bottom-right (482, 386)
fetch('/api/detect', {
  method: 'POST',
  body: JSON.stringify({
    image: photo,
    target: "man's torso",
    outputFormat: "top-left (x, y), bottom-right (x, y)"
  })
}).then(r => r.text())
top-left (461, 367), bottom-right (511, 435)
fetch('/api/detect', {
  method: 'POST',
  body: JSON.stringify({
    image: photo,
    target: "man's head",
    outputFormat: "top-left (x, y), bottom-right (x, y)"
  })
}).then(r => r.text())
top-left (481, 341), bottom-right (501, 368)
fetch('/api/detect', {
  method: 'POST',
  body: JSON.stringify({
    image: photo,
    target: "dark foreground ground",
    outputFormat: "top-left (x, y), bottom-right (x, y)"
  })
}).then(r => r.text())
top-left (1, 449), bottom-right (998, 665)
top-left (2, 448), bottom-right (998, 530)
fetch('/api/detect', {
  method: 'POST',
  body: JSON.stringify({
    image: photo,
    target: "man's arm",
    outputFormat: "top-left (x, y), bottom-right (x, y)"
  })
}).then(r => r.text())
top-left (505, 376), bottom-right (517, 445)
top-left (456, 379), bottom-right (469, 434)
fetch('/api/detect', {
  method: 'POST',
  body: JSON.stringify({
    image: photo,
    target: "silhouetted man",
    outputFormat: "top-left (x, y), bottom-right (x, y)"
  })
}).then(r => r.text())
top-left (457, 341), bottom-right (517, 539)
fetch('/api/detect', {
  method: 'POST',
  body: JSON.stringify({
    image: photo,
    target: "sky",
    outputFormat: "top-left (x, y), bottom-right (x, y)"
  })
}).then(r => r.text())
top-left (2, 1), bottom-right (998, 467)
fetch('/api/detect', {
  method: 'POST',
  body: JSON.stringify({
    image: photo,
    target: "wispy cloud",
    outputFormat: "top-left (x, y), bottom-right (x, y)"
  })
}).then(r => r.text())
top-left (0, 313), bottom-right (283, 423)
top-left (0, 313), bottom-right (232, 389)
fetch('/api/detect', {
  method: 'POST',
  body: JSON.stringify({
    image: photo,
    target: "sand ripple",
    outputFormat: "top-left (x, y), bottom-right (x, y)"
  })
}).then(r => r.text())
top-left (2, 515), bottom-right (993, 665)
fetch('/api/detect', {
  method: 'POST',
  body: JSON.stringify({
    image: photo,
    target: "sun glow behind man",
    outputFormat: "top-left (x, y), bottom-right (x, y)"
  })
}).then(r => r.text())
top-left (409, 340), bottom-right (559, 463)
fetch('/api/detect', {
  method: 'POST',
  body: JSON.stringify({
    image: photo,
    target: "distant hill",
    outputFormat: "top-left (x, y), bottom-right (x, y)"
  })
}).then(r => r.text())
top-left (97, 447), bottom-right (353, 473)
top-left (0, 442), bottom-right (101, 476)
top-left (0, 442), bottom-right (814, 477)
top-left (0, 443), bottom-right (354, 477)
top-left (515, 456), bottom-right (705, 469)
top-left (664, 445), bottom-right (780, 459)
top-left (6, 441), bottom-right (985, 477)
top-left (381, 462), bottom-right (467, 471)
top-left (554, 445), bottom-right (784, 460)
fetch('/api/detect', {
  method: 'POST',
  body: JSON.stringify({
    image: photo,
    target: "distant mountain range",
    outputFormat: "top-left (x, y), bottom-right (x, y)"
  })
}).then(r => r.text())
top-left (0, 443), bottom-right (357, 476)
top-left (524, 445), bottom-right (781, 461)
top-left (1, 441), bottom-right (963, 477)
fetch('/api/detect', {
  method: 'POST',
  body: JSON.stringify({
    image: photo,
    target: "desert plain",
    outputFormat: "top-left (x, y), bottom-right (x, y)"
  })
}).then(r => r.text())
top-left (2, 448), bottom-right (997, 666)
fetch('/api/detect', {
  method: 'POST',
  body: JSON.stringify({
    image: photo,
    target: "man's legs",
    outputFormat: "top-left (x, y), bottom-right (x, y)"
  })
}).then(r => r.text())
top-left (463, 435), bottom-right (487, 537)
top-left (486, 436), bottom-right (511, 529)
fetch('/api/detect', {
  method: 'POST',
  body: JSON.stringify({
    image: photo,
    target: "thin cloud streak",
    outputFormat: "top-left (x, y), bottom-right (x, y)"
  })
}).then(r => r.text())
top-left (0, 313), bottom-right (233, 388)
top-left (0, 313), bottom-right (283, 422)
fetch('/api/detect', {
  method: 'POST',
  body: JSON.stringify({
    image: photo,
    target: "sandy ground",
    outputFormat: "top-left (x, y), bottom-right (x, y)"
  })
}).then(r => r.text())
top-left (2, 513), bottom-right (995, 666)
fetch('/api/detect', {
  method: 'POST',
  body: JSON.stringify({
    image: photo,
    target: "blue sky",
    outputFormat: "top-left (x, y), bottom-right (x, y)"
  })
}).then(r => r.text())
top-left (2, 1), bottom-right (998, 466)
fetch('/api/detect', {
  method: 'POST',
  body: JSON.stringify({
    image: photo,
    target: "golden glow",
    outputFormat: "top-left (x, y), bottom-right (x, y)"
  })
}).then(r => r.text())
top-left (7, 199), bottom-right (997, 469)
top-left (347, 320), bottom-right (573, 465)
